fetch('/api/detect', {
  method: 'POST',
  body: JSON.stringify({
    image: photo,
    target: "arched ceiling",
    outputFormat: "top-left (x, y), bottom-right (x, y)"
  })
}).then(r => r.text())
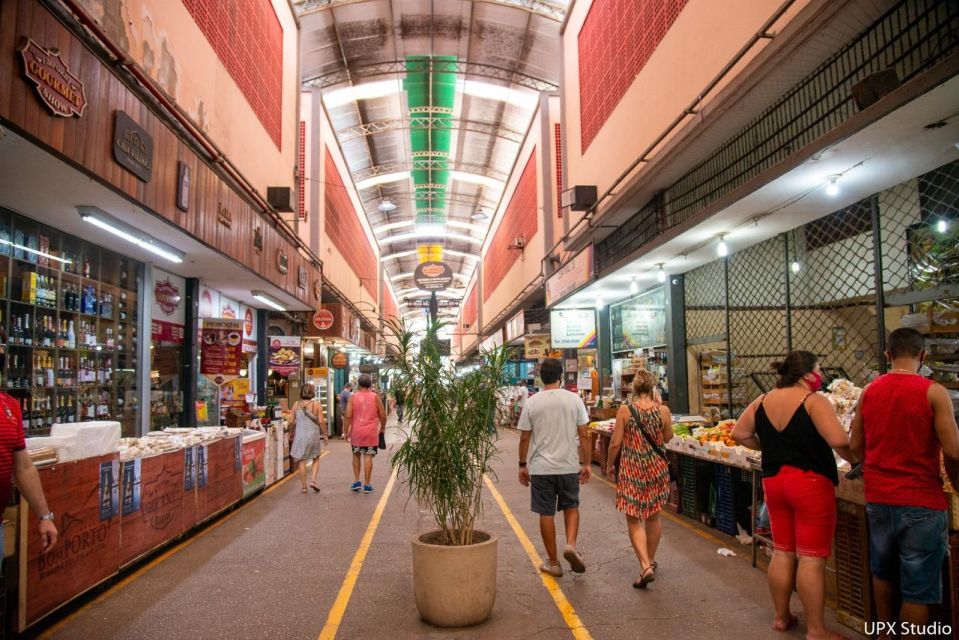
top-left (294, 0), bottom-right (569, 318)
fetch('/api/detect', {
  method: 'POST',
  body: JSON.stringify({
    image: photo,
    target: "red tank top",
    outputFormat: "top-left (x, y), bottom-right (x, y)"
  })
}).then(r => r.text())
top-left (861, 372), bottom-right (945, 510)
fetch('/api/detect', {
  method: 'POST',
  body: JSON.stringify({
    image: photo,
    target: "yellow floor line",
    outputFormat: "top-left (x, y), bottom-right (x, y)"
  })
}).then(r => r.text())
top-left (317, 467), bottom-right (398, 640)
top-left (483, 476), bottom-right (593, 640)
top-left (591, 471), bottom-right (727, 546)
top-left (39, 450), bottom-right (328, 639)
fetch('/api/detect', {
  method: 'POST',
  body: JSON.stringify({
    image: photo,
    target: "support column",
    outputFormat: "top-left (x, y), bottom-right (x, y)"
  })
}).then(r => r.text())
top-left (665, 273), bottom-right (689, 414)
top-left (182, 277), bottom-right (199, 428)
top-left (870, 196), bottom-right (888, 373)
top-left (256, 309), bottom-right (269, 404)
top-left (138, 264), bottom-right (154, 435)
top-left (597, 305), bottom-right (612, 398)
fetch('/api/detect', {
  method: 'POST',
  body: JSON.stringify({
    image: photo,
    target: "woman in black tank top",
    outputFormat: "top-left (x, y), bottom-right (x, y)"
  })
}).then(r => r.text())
top-left (732, 351), bottom-right (852, 640)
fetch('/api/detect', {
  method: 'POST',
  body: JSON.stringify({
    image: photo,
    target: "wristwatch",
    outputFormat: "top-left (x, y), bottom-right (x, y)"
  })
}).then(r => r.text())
top-left (39, 512), bottom-right (54, 522)
top-left (518, 461), bottom-right (527, 468)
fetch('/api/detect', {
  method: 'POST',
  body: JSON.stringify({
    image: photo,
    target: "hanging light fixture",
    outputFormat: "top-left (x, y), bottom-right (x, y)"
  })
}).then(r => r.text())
top-left (791, 261), bottom-right (801, 274)
top-left (471, 210), bottom-right (490, 221)
top-left (937, 218), bottom-right (948, 233)
top-left (825, 175), bottom-right (840, 197)
top-left (629, 277), bottom-right (639, 295)
top-left (656, 264), bottom-right (666, 283)
top-left (594, 295), bottom-right (604, 310)
top-left (378, 199), bottom-right (397, 212)
top-left (717, 235), bottom-right (729, 257)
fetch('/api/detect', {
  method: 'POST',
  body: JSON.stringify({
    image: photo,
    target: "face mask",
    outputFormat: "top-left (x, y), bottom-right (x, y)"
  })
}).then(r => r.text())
top-left (807, 371), bottom-right (823, 393)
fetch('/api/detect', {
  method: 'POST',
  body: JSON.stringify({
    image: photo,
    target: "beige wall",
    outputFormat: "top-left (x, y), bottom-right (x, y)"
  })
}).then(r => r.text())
top-left (75, 0), bottom-right (299, 195)
top-left (562, 0), bottom-right (812, 229)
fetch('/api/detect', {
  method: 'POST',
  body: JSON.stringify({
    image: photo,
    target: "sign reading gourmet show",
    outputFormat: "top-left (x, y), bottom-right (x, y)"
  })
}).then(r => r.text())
top-left (414, 261), bottom-right (454, 291)
top-left (18, 38), bottom-right (87, 118)
top-left (550, 309), bottom-right (597, 349)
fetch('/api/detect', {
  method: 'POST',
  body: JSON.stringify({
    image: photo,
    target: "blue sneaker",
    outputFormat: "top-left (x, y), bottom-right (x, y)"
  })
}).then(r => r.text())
top-left (363, 485), bottom-right (374, 494)
top-left (350, 481), bottom-right (362, 491)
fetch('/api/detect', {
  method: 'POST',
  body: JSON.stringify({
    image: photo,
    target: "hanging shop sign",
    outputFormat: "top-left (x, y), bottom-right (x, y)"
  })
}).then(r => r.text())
top-left (305, 367), bottom-right (329, 378)
top-left (113, 110), bottom-right (154, 182)
top-left (404, 297), bottom-right (461, 309)
top-left (240, 305), bottom-right (257, 353)
top-left (176, 161), bottom-right (191, 212)
top-left (524, 334), bottom-right (551, 359)
top-left (151, 269), bottom-right (186, 345)
top-left (268, 336), bottom-right (301, 376)
top-left (17, 38), bottom-right (87, 118)
top-left (200, 319), bottom-right (244, 385)
top-left (481, 330), bottom-right (505, 352)
top-left (276, 250), bottom-right (289, 275)
top-left (610, 286), bottom-right (667, 352)
top-left (253, 226), bottom-right (263, 253)
top-left (220, 378), bottom-right (250, 414)
top-left (298, 266), bottom-right (307, 290)
top-left (414, 261), bottom-right (454, 291)
top-left (545, 247), bottom-right (594, 307)
top-left (217, 203), bottom-right (232, 229)
top-left (331, 352), bottom-right (349, 370)
top-left (313, 308), bottom-right (335, 331)
top-left (198, 284), bottom-right (220, 319)
top-left (505, 310), bottom-right (526, 342)
top-left (550, 309), bottom-right (597, 349)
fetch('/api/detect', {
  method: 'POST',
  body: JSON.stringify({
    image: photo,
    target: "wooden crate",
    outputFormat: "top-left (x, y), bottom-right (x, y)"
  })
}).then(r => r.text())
top-left (18, 454), bottom-right (121, 631)
top-left (196, 437), bottom-right (244, 523)
top-left (834, 500), bottom-right (873, 636)
top-left (119, 449), bottom-right (188, 568)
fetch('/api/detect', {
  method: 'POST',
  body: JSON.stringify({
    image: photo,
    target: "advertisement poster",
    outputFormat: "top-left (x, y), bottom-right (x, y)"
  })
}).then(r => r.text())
top-left (220, 378), bottom-right (250, 413)
top-left (121, 458), bottom-right (142, 516)
top-left (241, 438), bottom-right (267, 498)
top-left (269, 336), bottom-right (301, 376)
top-left (241, 305), bottom-right (257, 353)
top-left (151, 269), bottom-right (186, 345)
top-left (550, 309), bottom-right (597, 349)
top-left (545, 247), bottom-right (594, 306)
top-left (220, 295), bottom-right (239, 320)
top-left (198, 284), bottom-right (220, 319)
top-left (184, 445), bottom-right (196, 491)
top-left (99, 460), bottom-right (120, 521)
top-left (610, 287), bottom-right (667, 352)
top-left (197, 445), bottom-right (208, 488)
top-left (200, 318), bottom-right (244, 385)
top-left (524, 334), bottom-right (550, 359)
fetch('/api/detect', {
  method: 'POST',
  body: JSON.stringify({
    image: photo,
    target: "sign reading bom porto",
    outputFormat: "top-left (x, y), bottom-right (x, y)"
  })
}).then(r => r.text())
top-left (313, 309), bottom-right (335, 331)
top-left (200, 319), bottom-right (244, 385)
top-left (268, 336), bottom-right (301, 376)
top-left (18, 38), bottom-right (87, 118)
top-left (414, 261), bottom-right (454, 291)
top-left (113, 110), bottom-right (154, 182)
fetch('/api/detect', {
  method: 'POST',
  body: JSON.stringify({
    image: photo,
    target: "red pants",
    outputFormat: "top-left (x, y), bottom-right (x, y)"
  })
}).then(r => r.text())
top-left (762, 466), bottom-right (836, 557)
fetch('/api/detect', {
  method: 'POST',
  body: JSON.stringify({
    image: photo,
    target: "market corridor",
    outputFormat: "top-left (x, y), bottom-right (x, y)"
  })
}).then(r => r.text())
top-left (37, 420), bottom-right (853, 640)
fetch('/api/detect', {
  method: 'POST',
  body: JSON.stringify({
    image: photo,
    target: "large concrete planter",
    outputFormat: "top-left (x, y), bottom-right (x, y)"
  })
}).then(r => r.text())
top-left (411, 530), bottom-right (498, 627)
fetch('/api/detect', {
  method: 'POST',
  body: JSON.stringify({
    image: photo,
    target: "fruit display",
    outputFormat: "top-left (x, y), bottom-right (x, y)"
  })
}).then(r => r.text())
top-left (691, 420), bottom-right (736, 446)
top-left (588, 419), bottom-right (614, 435)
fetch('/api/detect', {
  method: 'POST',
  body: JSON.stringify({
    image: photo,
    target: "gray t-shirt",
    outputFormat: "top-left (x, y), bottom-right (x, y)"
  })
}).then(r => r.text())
top-left (517, 389), bottom-right (589, 475)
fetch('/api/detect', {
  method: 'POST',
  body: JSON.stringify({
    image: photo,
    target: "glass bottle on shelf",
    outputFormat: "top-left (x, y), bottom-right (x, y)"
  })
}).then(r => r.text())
top-left (67, 320), bottom-right (76, 349)
top-left (23, 314), bottom-right (32, 346)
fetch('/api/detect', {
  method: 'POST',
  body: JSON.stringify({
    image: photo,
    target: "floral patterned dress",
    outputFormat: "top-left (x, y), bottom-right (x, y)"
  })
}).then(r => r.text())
top-left (616, 403), bottom-right (670, 520)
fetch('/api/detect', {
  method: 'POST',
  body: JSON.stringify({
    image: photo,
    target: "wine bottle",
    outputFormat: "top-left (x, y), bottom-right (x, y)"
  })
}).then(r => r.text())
top-left (23, 314), bottom-right (32, 346)
top-left (67, 320), bottom-right (76, 349)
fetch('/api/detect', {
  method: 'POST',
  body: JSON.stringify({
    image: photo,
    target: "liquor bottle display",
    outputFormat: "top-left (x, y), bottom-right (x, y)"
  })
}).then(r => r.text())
top-left (0, 209), bottom-right (141, 436)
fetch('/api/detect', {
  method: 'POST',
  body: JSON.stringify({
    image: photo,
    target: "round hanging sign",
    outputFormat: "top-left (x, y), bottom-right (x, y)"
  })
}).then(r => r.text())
top-left (313, 309), bottom-right (335, 331)
top-left (413, 261), bottom-right (454, 291)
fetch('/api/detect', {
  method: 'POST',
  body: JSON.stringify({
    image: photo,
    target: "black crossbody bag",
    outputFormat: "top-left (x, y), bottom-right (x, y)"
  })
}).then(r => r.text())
top-left (624, 403), bottom-right (678, 483)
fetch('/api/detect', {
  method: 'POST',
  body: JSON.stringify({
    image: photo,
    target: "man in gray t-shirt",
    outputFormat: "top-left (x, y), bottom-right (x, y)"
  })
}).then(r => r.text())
top-left (518, 358), bottom-right (591, 577)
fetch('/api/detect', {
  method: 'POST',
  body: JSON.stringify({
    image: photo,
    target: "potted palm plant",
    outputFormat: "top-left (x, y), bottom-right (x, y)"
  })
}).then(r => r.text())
top-left (386, 318), bottom-right (509, 627)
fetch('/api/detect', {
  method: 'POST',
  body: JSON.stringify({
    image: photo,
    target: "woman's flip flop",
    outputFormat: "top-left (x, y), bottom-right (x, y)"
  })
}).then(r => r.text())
top-left (310, 484), bottom-right (321, 493)
top-left (633, 566), bottom-right (655, 589)
top-left (771, 615), bottom-right (798, 632)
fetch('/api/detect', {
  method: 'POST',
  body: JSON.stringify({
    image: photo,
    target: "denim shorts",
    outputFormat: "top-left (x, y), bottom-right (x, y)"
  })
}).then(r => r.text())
top-left (530, 474), bottom-right (580, 516)
top-left (866, 503), bottom-right (947, 605)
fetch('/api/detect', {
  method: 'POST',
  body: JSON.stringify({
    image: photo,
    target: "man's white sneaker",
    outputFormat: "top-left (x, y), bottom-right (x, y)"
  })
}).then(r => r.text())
top-left (563, 545), bottom-right (586, 573)
top-left (539, 561), bottom-right (563, 577)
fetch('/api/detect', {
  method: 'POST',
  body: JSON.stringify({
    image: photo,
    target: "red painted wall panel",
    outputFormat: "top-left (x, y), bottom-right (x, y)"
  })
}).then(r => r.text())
top-left (463, 286), bottom-right (478, 333)
top-left (484, 151), bottom-right (538, 302)
top-left (554, 124), bottom-right (563, 219)
top-left (324, 149), bottom-right (377, 299)
top-left (181, 0), bottom-right (283, 148)
top-left (381, 288), bottom-right (399, 323)
top-left (577, 0), bottom-right (688, 152)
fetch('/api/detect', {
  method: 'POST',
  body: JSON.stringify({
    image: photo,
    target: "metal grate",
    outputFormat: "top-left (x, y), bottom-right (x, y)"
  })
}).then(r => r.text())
top-left (596, 0), bottom-right (959, 275)
top-left (684, 259), bottom-right (726, 343)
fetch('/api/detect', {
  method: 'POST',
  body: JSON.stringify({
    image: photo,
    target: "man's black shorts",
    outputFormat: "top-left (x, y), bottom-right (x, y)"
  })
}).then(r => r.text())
top-left (530, 473), bottom-right (580, 516)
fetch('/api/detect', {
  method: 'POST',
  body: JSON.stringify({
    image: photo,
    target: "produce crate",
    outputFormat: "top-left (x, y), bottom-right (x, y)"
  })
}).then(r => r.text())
top-left (714, 464), bottom-right (737, 535)
top-left (667, 452), bottom-right (683, 513)
top-left (681, 454), bottom-right (698, 519)
top-left (682, 458), bottom-right (713, 521)
top-left (834, 500), bottom-right (873, 636)
top-left (592, 432), bottom-right (610, 470)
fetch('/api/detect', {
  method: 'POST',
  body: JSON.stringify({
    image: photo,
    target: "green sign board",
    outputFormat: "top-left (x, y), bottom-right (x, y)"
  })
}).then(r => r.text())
top-left (610, 287), bottom-right (667, 353)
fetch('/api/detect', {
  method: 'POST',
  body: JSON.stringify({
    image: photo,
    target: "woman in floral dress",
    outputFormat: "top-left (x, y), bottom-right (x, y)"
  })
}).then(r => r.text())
top-left (607, 369), bottom-right (673, 588)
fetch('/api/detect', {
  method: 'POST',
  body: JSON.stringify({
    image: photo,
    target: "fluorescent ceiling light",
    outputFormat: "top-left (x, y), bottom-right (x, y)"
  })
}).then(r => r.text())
top-left (415, 223), bottom-right (446, 236)
top-left (378, 231), bottom-right (483, 246)
top-left (461, 80), bottom-right (538, 111)
top-left (445, 249), bottom-right (480, 259)
top-left (251, 290), bottom-right (286, 311)
top-left (446, 220), bottom-right (486, 233)
top-left (78, 206), bottom-right (184, 264)
top-left (380, 250), bottom-right (419, 262)
top-left (0, 238), bottom-right (71, 265)
top-left (451, 171), bottom-right (504, 191)
top-left (356, 171), bottom-right (410, 190)
top-left (374, 221), bottom-right (415, 235)
top-left (322, 79), bottom-right (401, 108)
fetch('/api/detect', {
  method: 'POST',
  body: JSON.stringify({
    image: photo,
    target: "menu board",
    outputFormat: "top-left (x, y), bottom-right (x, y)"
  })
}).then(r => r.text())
top-left (200, 319), bottom-right (244, 385)
top-left (550, 309), bottom-right (597, 349)
top-left (524, 334), bottom-right (550, 359)
top-left (269, 336), bottom-right (301, 376)
top-left (610, 287), bottom-right (667, 352)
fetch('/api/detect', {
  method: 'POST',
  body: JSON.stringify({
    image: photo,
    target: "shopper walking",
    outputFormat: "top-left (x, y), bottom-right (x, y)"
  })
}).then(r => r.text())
top-left (288, 383), bottom-right (328, 494)
top-left (394, 388), bottom-right (405, 423)
top-left (517, 358), bottom-right (591, 577)
top-left (0, 391), bottom-right (57, 557)
top-left (850, 328), bottom-right (959, 639)
top-left (732, 351), bottom-right (852, 640)
top-left (344, 374), bottom-right (386, 494)
top-left (606, 369), bottom-right (673, 589)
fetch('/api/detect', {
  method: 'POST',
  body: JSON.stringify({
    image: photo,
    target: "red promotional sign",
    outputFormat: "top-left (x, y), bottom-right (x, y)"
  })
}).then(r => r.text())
top-left (152, 278), bottom-right (185, 345)
top-left (200, 319), bottom-right (244, 385)
top-left (313, 309), bottom-right (334, 331)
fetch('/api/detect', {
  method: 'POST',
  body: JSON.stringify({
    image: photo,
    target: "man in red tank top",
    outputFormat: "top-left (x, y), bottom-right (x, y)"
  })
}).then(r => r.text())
top-left (851, 328), bottom-right (959, 638)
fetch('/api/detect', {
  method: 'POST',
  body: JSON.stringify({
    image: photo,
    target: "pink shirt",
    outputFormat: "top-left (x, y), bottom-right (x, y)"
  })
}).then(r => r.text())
top-left (349, 391), bottom-right (381, 447)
